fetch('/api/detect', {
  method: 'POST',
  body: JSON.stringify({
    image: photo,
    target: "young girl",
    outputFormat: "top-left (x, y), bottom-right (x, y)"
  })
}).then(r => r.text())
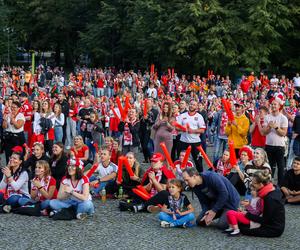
top-left (216, 150), bottom-right (232, 176)
top-left (159, 179), bottom-right (195, 228)
top-left (225, 188), bottom-right (263, 236)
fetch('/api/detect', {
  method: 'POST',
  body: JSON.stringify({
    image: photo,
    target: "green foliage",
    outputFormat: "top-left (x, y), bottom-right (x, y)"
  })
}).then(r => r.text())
top-left (0, 0), bottom-right (298, 72)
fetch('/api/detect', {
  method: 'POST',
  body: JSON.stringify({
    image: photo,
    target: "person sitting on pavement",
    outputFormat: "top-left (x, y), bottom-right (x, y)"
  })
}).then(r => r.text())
top-left (0, 152), bottom-right (30, 212)
top-left (215, 150), bottom-right (232, 176)
top-left (18, 160), bottom-right (57, 215)
top-left (281, 156), bottom-right (300, 204)
top-left (106, 152), bottom-right (144, 198)
top-left (172, 150), bottom-right (194, 181)
top-left (23, 142), bottom-right (50, 180)
top-left (182, 167), bottom-right (240, 229)
top-left (70, 135), bottom-right (89, 166)
top-left (159, 179), bottom-right (195, 228)
top-left (88, 145), bottom-right (118, 196)
top-left (49, 158), bottom-right (94, 220)
top-left (131, 153), bottom-right (176, 212)
top-left (239, 170), bottom-right (285, 237)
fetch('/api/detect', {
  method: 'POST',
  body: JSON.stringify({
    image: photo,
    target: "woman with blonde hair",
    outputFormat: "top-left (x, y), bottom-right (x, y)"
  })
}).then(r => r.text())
top-left (53, 103), bottom-right (65, 143)
top-left (70, 135), bottom-right (89, 165)
top-left (18, 160), bottom-right (57, 213)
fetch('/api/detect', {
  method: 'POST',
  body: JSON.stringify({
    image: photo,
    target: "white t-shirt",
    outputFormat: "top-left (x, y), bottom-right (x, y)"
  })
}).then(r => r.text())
top-left (61, 176), bottom-right (91, 201)
top-left (294, 76), bottom-right (300, 87)
top-left (146, 88), bottom-right (157, 98)
top-left (95, 162), bottom-right (118, 179)
top-left (6, 113), bottom-right (25, 133)
top-left (177, 112), bottom-right (206, 143)
top-left (265, 113), bottom-right (288, 147)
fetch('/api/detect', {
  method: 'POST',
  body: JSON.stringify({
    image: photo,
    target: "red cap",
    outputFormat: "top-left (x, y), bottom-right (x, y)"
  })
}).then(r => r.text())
top-left (12, 146), bottom-right (23, 153)
top-left (150, 153), bottom-right (165, 162)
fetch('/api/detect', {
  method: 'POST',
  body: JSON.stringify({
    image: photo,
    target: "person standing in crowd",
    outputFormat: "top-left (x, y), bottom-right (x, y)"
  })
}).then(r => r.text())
top-left (225, 101), bottom-right (250, 156)
top-left (177, 100), bottom-right (206, 173)
top-left (212, 106), bottom-right (228, 162)
top-left (65, 97), bottom-right (78, 150)
top-left (19, 92), bottom-right (32, 144)
top-left (78, 98), bottom-right (94, 143)
top-left (40, 99), bottom-right (56, 156)
top-left (2, 101), bottom-right (25, 163)
top-left (182, 167), bottom-right (240, 229)
top-left (153, 102), bottom-right (174, 155)
top-left (139, 98), bottom-right (159, 163)
top-left (53, 103), bottom-right (65, 143)
top-left (118, 108), bottom-right (140, 154)
top-left (250, 106), bottom-right (268, 148)
top-left (261, 94), bottom-right (288, 185)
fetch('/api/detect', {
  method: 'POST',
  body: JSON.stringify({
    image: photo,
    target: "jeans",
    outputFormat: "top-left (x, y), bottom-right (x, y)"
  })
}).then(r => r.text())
top-left (54, 126), bottom-right (63, 143)
top-left (287, 139), bottom-right (295, 170)
top-left (159, 212), bottom-right (195, 227)
top-left (96, 88), bottom-right (104, 97)
top-left (18, 198), bottom-right (51, 210)
top-left (6, 194), bottom-right (30, 207)
top-left (196, 208), bottom-right (230, 229)
top-left (107, 88), bottom-right (114, 98)
top-left (85, 137), bottom-right (96, 161)
top-left (49, 199), bottom-right (94, 215)
top-left (213, 137), bottom-right (227, 162)
top-left (66, 117), bottom-right (77, 148)
top-left (89, 176), bottom-right (114, 194)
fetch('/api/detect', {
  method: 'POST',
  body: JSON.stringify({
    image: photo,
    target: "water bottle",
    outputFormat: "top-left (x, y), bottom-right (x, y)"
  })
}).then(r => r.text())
top-left (101, 188), bottom-right (106, 203)
top-left (119, 186), bottom-right (123, 199)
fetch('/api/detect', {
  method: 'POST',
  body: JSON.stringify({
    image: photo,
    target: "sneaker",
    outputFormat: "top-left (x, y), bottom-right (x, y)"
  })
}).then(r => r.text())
top-left (3, 205), bottom-right (11, 213)
top-left (223, 228), bottom-right (234, 233)
top-left (132, 205), bottom-right (138, 213)
top-left (147, 205), bottom-right (161, 213)
top-left (49, 210), bottom-right (57, 218)
top-left (228, 229), bottom-right (240, 236)
top-left (160, 221), bottom-right (171, 228)
top-left (76, 213), bottom-right (88, 220)
top-left (182, 222), bottom-right (194, 228)
top-left (40, 209), bottom-right (49, 216)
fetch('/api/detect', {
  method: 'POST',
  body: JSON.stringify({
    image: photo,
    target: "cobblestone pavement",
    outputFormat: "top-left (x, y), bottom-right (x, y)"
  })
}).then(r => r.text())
top-left (0, 149), bottom-right (299, 250)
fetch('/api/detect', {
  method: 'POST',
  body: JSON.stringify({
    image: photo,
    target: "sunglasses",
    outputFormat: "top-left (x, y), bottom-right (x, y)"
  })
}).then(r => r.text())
top-left (68, 166), bottom-right (76, 170)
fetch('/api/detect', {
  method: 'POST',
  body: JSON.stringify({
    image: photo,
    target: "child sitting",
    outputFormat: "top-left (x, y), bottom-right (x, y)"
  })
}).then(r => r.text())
top-left (173, 150), bottom-right (194, 180)
top-left (225, 188), bottom-right (263, 236)
top-left (159, 179), bottom-right (195, 228)
top-left (216, 150), bottom-right (232, 176)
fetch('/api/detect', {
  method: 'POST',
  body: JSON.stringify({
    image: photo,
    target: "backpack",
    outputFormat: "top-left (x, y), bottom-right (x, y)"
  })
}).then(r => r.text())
top-left (40, 117), bottom-right (53, 134)
top-left (13, 202), bottom-right (41, 216)
top-left (51, 206), bottom-right (76, 220)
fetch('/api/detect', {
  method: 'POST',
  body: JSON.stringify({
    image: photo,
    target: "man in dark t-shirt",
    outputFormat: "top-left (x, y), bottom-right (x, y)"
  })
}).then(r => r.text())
top-left (281, 157), bottom-right (300, 204)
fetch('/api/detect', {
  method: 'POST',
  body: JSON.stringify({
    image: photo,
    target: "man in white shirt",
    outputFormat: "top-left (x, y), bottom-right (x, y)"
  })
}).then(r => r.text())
top-left (294, 73), bottom-right (300, 90)
top-left (146, 83), bottom-right (157, 99)
top-left (177, 100), bottom-right (206, 172)
top-left (261, 94), bottom-right (288, 185)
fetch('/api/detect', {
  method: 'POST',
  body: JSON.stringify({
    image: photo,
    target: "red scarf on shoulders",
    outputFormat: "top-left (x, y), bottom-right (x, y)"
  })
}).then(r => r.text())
top-left (258, 183), bottom-right (275, 198)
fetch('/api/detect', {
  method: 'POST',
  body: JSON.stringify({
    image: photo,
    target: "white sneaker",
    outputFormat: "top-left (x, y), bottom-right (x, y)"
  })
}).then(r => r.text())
top-left (76, 213), bottom-right (88, 220)
top-left (160, 221), bottom-right (171, 228)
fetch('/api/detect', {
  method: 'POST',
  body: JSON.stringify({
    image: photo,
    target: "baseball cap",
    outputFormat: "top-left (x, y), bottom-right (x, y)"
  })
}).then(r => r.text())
top-left (150, 153), bottom-right (165, 162)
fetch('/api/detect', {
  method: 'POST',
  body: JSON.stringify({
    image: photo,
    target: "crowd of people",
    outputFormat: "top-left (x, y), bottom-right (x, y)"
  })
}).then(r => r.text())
top-left (0, 65), bottom-right (299, 237)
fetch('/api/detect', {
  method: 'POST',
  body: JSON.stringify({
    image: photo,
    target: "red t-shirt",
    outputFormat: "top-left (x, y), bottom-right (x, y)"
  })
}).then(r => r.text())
top-left (31, 176), bottom-right (58, 201)
top-left (97, 79), bottom-right (104, 88)
top-left (251, 121), bottom-right (266, 147)
top-left (71, 145), bottom-right (89, 159)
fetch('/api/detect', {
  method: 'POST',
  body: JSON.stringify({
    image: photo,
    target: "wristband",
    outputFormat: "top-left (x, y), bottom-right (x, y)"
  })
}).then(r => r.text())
top-left (7, 175), bottom-right (12, 179)
top-left (275, 127), bottom-right (279, 130)
top-left (38, 186), bottom-right (43, 190)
